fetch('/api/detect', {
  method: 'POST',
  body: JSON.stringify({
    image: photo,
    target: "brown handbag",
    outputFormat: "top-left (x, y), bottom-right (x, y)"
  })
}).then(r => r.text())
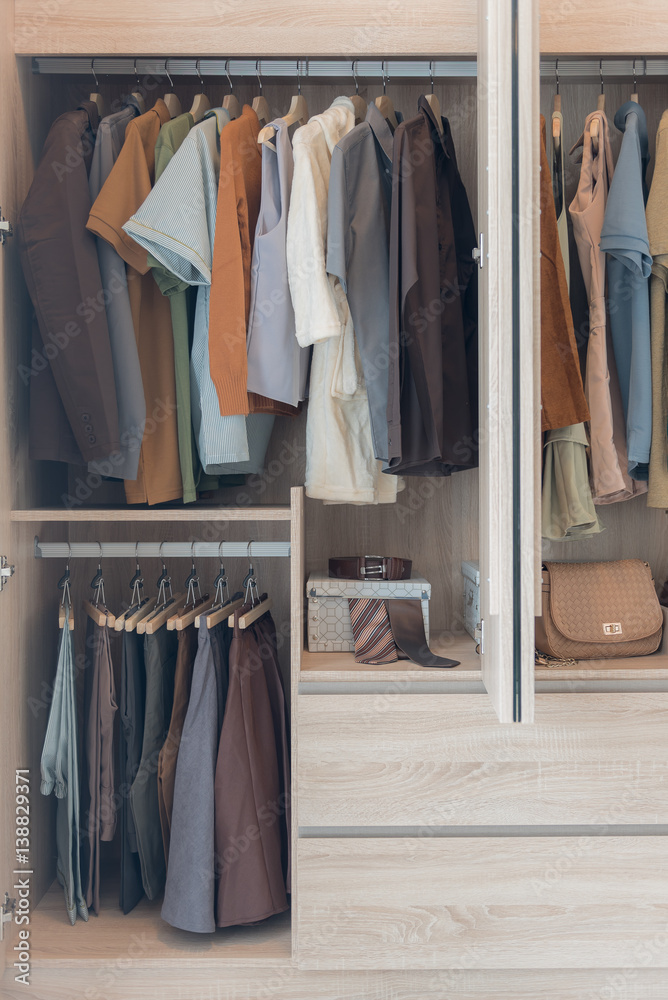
top-left (535, 559), bottom-right (663, 660)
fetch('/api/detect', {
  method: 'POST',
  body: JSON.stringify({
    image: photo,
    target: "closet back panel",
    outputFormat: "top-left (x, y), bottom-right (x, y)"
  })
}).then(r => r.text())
top-left (539, 78), bottom-right (668, 592)
top-left (32, 74), bottom-right (480, 639)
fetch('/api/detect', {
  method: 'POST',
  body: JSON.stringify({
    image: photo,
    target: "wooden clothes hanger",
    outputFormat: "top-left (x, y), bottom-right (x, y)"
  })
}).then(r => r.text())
top-left (131, 60), bottom-right (146, 115)
top-left (228, 544), bottom-right (272, 629)
top-left (167, 545), bottom-right (213, 631)
top-left (114, 545), bottom-right (153, 631)
top-left (82, 544), bottom-right (116, 628)
top-left (195, 546), bottom-right (245, 627)
top-left (424, 61), bottom-right (444, 137)
top-left (259, 61), bottom-right (309, 146)
top-left (57, 552), bottom-right (74, 631)
top-left (252, 60), bottom-right (271, 128)
top-left (349, 61), bottom-right (367, 126)
top-left (88, 59), bottom-right (105, 118)
top-left (162, 60), bottom-right (182, 120)
top-left (189, 60), bottom-right (211, 124)
top-left (591, 60), bottom-right (605, 155)
top-left (552, 59), bottom-right (561, 156)
top-left (134, 545), bottom-right (184, 635)
top-left (223, 60), bottom-right (242, 120)
top-left (374, 61), bottom-right (398, 131)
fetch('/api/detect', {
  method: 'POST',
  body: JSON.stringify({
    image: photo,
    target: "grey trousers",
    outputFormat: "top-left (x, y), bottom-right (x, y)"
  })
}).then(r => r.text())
top-left (40, 618), bottom-right (88, 924)
top-left (129, 625), bottom-right (177, 900)
top-left (119, 631), bottom-right (145, 913)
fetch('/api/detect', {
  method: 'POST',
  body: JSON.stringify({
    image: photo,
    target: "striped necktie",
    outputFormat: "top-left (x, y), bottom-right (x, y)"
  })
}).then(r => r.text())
top-left (348, 597), bottom-right (399, 664)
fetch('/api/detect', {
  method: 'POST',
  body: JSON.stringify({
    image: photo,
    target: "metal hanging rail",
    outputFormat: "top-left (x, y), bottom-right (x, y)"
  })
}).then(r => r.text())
top-left (29, 56), bottom-right (668, 80)
top-left (34, 540), bottom-right (291, 559)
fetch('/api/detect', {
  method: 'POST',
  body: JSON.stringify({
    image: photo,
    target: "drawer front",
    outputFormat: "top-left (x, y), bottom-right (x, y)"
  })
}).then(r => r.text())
top-left (297, 837), bottom-right (668, 970)
top-left (297, 694), bottom-right (668, 826)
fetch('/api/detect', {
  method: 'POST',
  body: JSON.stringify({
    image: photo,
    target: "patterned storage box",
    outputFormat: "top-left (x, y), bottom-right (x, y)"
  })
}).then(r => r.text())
top-left (306, 573), bottom-right (431, 652)
top-left (461, 560), bottom-right (480, 640)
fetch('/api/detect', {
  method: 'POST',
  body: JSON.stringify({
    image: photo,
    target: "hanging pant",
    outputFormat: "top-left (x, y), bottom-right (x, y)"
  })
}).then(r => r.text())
top-left (214, 610), bottom-right (289, 927)
top-left (40, 618), bottom-right (88, 925)
top-left (157, 625), bottom-right (197, 859)
top-left (81, 617), bottom-right (118, 915)
top-left (162, 619), bottom-right (231, 933)
top-left (129, 626), bottom-right (177, 900)
top-left (119, 630), bottom-right (146, 914)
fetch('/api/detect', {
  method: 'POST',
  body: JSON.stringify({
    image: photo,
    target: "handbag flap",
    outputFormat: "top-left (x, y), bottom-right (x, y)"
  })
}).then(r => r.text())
top-left (545, 560), bottom-right (663, 643)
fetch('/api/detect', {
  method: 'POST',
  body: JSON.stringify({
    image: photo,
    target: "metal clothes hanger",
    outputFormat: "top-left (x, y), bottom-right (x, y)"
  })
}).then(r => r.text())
top-left (89, 59), bottom-right (105, 118)
top-left (223, 60), bottom-right (242, 120)
top-left (137, 542), bottom-right (185, 635)
top-left (349, 60), bottom-right (367, 126)
top-left (168, 542), bottom-right (214, 631)
top-left (228, 541), bottom-right (272, 630)
top-left (591, 60), bottom-right (605, 155)
top-left (424, 60), bottom-right (443, 136)
top-left (631, 59), bottom-right (640, 103)
top-left (115, 542), bottom-right (153, 631)
top-left (374, 60), bottom-right (398, 130)
top-left (58, 544), bottom-right (74, 631)
top-left (195, 541), bottom-right (245, 627)
top-left (552, 59), bottom-right (561, 155)
top-left (83, 542), bottom-right (116, 627)
top-left (189, 59), bottom-right (211, 123)
top-left (132, 59), bottom-right (146, 114)
top-left (252, 60), bottom-right (271, 127)
top-left (162, 59), bottom-right (182, 119)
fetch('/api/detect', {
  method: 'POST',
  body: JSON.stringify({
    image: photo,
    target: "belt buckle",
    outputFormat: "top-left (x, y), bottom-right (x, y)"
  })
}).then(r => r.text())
top-left (360, 555), bottom-right (387, 580)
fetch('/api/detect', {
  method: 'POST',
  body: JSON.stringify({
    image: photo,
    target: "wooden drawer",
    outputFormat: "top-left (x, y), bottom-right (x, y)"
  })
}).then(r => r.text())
top-left (296, 837), bottom-right (668, 970)
top-left (297, 694), bottom-right (668, 826)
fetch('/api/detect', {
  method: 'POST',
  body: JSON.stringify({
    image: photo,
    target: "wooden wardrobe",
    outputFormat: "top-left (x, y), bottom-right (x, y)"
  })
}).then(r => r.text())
top-left (1, 1), bottom-right (668, 997)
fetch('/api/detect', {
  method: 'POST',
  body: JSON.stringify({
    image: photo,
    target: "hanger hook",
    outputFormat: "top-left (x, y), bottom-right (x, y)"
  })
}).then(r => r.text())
top-left (134, 58), bottom-right (140, 85)
top-left (97, 540), bottom-right (102, 570)
top-left (256, 59), bottom-right (262, 94)
top-left (91, 58), bottom-right (99, 89)
top-left (599, 58), bottom-right (604, 94)
top-left (164, 58), bottom-right (174, 89)
top-left (297, 59), bottom-right (301, 96)
top-left (352, 60), bottom-right (359, 96)
top-left (382, 59), bottom-right (388, 95)
top-left (633, 58), bottom-right (637, 89)
top-left (135, 540), bottom-right (140, 570)
top-left (159, 539), bottom-right (166, 570)
top-left (225, 59), bottom-right (234, 92)
top-left (430, 60), bottom-right (435, 94)
top-left (555, 57), bottom-right (559, 95)
top-left (196, 58), bottom-right (204, 92)
top-left (67, 541), bottom-right (72, 571)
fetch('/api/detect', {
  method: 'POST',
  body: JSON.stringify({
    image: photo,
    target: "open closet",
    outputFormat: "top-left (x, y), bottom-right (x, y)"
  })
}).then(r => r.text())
top-left (1, 0), bottom-right (668, 997)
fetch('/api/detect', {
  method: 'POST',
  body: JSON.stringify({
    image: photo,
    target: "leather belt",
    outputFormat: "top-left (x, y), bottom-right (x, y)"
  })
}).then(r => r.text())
top-left (329, 556), bottom-right (412, 581)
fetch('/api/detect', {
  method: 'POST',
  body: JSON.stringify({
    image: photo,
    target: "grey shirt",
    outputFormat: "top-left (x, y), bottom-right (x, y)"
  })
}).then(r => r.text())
top-left (600, 100), bottom-right (653, 480)
top-left (326, 103), bottom-right (400, 463)
top-left (247, 119), bottom-right (310, 407)
top-left (88, 99), bottom-right (146, 481)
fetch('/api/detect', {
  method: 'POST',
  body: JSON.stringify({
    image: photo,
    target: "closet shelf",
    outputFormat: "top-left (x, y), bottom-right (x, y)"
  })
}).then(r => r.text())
top-left (29, 877), bottom-right (292, 968)
top-left (300, 633), bottom-right (482, 682)
top-left (10, 506), bottom-right (292, 522)
top-left (535, 654), bottom-right (668, 681)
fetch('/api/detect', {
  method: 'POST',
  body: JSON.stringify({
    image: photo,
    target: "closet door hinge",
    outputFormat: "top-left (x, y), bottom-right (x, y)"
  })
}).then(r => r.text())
top-left (0, 893), bottom-right (16, 941)
top-left (0, 206), bottom-right (13, 246)
top-left (0, 555), bottom-right (15, 591)
top-left (472, 232), bottom-right (484, 268)
top-left (474, 619), bottom-right (484, 655)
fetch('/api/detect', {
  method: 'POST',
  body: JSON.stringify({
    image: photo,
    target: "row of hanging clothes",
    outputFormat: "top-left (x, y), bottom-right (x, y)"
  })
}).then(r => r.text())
top-left (18, 60), bottom-right (479, 508)
top-left (541, 60), bottom-right (668, 539)
top-left (40, 544), bottom-right (291, 931)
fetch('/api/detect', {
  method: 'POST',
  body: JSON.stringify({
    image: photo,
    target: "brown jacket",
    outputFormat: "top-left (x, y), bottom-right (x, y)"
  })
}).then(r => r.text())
top-left (540, 115), bottom-right (590, 431)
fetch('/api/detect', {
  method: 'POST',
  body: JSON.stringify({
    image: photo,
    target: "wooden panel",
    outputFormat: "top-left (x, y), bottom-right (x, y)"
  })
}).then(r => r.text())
top-left (297, 837), bottom-right (668, 969)
top-left (290, 486), bottom-right (304, 961)
top-left (13, 1), bottom-right (477, 56)
top-left (298, 693), bottom-right (668, 761)
top-left (300, 633), bottom-right (481, 682)
top-left (540, 0), bottom-right (668, 55)
top-left (299, 758), bottom-right (668, 827)
top-left (477, 0), bottom-right (515, 721)
top-left (5, 968), bottom-right (668, 1000)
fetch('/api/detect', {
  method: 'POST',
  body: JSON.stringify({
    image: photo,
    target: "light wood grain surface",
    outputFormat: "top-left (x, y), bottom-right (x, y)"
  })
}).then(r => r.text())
top-left (13, 0), bottom-right (478, 56)
top-left (298, 693), bottom-right (668, 761)
top-left (301, 633), bottom-right (481, 682)
top-left (540, 0), bottom-right (668, 55)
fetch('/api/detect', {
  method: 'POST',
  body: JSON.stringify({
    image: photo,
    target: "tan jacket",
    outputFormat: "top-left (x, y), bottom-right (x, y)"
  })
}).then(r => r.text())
top-left (647, 109), bottom-right (668, 508)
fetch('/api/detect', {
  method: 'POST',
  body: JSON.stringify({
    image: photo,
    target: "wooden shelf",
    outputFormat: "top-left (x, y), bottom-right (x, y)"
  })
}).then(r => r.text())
top-left (11, 507), bottom-right (292, 522)
top-left (536, 653), bottom-right (668, 681)
top-left (29, 877), bottom-right (292, 968)
top-left (300, 633), bottom-right (482, 682)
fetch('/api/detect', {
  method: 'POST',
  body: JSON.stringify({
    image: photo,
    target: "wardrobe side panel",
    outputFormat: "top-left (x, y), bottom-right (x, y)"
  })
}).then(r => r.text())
top-left (13, 1), bottom-right (477, 56)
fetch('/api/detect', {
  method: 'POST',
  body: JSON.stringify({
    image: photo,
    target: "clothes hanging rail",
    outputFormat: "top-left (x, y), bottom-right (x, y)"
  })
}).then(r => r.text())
top-left (34, 540), bottom-right (291, 559)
